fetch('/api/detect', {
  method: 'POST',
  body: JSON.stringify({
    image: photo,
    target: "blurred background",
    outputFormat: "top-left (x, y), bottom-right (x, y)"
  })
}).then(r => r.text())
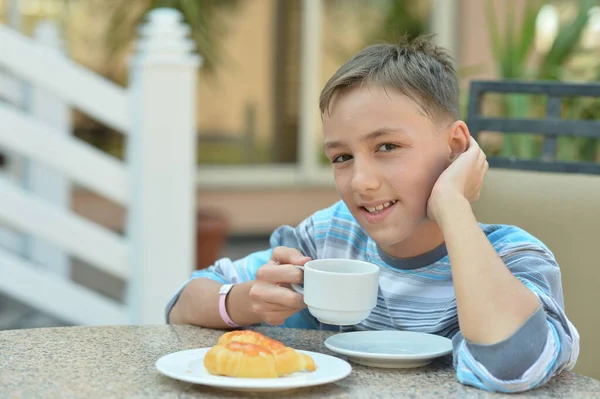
top-left (0, 0), bottom-right (598, 380)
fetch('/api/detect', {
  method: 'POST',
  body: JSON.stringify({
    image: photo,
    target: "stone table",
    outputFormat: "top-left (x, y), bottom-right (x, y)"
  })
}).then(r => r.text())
top-left (1, 325), bottom-right (599, 398)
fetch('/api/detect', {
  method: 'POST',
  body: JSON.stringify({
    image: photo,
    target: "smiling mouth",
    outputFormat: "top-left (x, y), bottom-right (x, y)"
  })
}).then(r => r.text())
top-left (361, 200), bottom-right (397, 214)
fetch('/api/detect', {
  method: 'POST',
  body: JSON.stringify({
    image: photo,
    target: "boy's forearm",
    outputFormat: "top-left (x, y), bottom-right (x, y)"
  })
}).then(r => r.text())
top-left (435, 195), bottom-right (540, 344)
top-left (168, 278), bottom-right (262, 328)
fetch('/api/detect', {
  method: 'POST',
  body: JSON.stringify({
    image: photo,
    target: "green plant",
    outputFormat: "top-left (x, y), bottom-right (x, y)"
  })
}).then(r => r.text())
top-left (70, 0), bottom-right (240, 157)
top-left (324, 0), bottom-right (431, 69)
top-left (106, 0), bottom-right (239, 74)
top-left (485, 0), bottom-right (597, 160)
top-left (365, 0), bottom-right (430, 44)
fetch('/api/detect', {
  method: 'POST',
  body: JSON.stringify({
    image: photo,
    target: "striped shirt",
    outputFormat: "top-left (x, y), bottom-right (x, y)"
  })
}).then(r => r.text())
top-left (166, 200), bottom-right (579, 393)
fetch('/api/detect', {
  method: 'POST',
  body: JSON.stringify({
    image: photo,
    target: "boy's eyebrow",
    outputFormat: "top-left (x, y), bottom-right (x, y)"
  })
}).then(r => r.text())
top-left (323, 127), bottom-right (406, 151)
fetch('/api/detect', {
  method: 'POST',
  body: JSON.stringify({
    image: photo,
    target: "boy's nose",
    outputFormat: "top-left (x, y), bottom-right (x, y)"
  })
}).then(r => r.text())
top-left (351, 162), bottom-right (381, 194)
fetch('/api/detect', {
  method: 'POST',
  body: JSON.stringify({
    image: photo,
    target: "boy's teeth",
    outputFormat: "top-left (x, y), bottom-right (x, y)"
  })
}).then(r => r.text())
top-left (365, 201), bottom-right (395, 213)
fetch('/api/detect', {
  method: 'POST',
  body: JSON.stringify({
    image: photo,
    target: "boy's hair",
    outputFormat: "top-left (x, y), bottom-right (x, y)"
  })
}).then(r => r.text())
top-left (319, 36), bottom-right (459, 123)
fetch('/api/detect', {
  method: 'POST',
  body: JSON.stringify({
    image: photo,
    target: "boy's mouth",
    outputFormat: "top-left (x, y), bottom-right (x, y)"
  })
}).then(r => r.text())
top-left (360, 200), bottom-right (397, 214)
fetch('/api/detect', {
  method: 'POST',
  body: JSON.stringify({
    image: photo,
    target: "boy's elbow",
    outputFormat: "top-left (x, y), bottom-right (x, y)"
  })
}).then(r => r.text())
top-left (456, 357), bottom-right (558, 394)
top-left (167, 299), bottom-right (184, 324)
top-left (455, 321), bottom-right (575, 393)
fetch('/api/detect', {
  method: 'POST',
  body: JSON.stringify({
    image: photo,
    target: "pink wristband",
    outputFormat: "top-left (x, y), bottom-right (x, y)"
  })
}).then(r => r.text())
top-left (218, 284), bottom-right (241, 328)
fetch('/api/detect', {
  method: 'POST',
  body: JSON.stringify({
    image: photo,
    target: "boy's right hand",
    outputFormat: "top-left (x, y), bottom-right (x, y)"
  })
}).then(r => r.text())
top-left (248, 246), bottom-right (311, 326)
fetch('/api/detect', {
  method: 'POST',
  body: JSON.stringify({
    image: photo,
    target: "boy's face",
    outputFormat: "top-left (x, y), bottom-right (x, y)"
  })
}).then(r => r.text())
top-left (323, 85), bottom-right (450, 251)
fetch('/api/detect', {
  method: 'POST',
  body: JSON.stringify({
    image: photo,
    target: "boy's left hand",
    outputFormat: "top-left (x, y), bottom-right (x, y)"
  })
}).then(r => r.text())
top-left (427, 137), bottom-right (488, 221)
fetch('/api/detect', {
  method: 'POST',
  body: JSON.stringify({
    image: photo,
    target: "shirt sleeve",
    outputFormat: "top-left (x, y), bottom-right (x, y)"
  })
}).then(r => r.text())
top-left (164, 216), bottom-right (319, 325)
top-left (452, 243), bottom-right (580, 393)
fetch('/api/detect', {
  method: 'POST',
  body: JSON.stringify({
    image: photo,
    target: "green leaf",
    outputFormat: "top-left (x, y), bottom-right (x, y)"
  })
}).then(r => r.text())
top-left (539, 0), bottom-right (594, 80)
top-left (503, 1), bottom-right (516, 78)
top-left (515, 0), bottom-right (543, 68)
top-left (103, 0), bottom-right (240, 76)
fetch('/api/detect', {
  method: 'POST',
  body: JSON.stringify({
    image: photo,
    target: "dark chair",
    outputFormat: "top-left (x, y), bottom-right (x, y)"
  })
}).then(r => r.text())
top-left (466, 80), bottom-right (600, 175)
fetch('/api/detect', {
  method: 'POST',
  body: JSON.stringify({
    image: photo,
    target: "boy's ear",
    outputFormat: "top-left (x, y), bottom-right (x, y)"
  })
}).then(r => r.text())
top-left (446, 121), bottom-right (470, 161)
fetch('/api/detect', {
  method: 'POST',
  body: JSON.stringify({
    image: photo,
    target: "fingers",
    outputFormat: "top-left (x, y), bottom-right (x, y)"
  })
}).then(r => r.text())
top-left (256, 263), bottom-right (304, 285)
top-left (473, 137), bottom-right (486, 166)
top-left (260, 310), bottom-right (300, 326)
top-left (465, 137), bottom-right (486, 165)
top-left (271, 246), bottom-right (311, 265)
top-left (478, 152), bottom-right (487, 169)
top-left (249, 280), bottom-right (306, 326)
top-left (468, 136), bottom-right (480, 152)
top-left (473, 158), bottom-right (489, 203)
top-left (256, 246), bottom-right (310, 284)
top-left (250, 281), bottom-right (306, 309)
top-left (262, 300), bottom-right (303, 312)
top-left (263, 291), bottom-right (305, 310)
top-left (249, 247), bottom-right (312, 326)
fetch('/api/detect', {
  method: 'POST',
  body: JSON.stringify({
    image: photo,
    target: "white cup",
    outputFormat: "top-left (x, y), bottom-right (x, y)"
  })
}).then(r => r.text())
top-left (291, 258), bottom-right (380, 326)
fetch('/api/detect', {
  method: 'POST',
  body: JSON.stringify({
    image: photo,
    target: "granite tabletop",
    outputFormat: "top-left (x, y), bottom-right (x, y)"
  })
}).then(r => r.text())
top-left (1, 324), bottom-right (599, 398)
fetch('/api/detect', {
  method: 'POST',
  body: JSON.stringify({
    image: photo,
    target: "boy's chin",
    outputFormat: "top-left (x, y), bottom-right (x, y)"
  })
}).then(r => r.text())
top-left (363, 225), bottom-right (415, 248)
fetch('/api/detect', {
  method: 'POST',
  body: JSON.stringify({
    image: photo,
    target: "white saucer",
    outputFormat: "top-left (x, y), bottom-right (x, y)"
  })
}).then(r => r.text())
top-left (324, 331), bottom-right (453, 368)
top-left (156, 348), bottom-right (352, 392)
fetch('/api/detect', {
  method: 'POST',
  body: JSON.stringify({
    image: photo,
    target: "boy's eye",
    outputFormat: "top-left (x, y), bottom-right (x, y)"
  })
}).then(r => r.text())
top-left (332, 154), bottom-right (352, 163)
top-left (377, 143), bottom-right (398, 152)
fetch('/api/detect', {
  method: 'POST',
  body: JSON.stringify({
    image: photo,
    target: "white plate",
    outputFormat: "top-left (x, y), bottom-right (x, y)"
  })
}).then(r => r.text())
top-left (324, 331), bottom-right (452, 368)
top-left (156, 348), bottom-right (352, 393)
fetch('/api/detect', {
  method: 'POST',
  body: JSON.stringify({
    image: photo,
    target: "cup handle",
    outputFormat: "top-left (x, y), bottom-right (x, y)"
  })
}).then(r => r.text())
top-left (290, 265), bottom-right (304, 295)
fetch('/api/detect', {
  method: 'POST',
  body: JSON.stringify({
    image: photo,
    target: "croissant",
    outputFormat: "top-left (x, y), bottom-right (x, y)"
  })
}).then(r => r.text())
top-left (270, 345), bottom-right (317, 376)
top-left (218, 330), bottom-right (285, 350)
top-left (204, 342), bottom-right (279, 378)
top-left (205, 330), bottom-right (317, 378)
top-left (218, 330), bottom-right (316, 374)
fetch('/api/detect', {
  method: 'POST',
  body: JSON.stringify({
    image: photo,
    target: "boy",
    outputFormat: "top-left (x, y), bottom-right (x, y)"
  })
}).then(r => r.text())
top-left (167, 37), bottom-right (579, 393)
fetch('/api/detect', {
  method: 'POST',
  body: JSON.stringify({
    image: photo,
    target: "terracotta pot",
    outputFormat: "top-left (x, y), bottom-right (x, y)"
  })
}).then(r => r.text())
top-left (195, 209), bottom-right (229, 270)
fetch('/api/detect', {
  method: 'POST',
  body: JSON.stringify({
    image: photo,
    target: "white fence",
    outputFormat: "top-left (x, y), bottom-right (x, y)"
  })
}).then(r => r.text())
top-left (0, 8), bottom-right (199, 325)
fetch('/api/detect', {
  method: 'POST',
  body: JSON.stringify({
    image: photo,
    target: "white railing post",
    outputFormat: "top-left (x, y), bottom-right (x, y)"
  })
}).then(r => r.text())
top-left (126, 8), bottom-right (200, 324)
top-left (298, 0), bottom-right (323, 181)
top-left (23, 20), bottom-right (71, 277)
top-left (0, 64), bottom-right (27, 255)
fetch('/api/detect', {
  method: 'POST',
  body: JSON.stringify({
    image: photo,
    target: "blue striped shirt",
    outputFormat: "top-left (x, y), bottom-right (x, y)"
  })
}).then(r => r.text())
top-left (166, 200), bottom-right (579, 392)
